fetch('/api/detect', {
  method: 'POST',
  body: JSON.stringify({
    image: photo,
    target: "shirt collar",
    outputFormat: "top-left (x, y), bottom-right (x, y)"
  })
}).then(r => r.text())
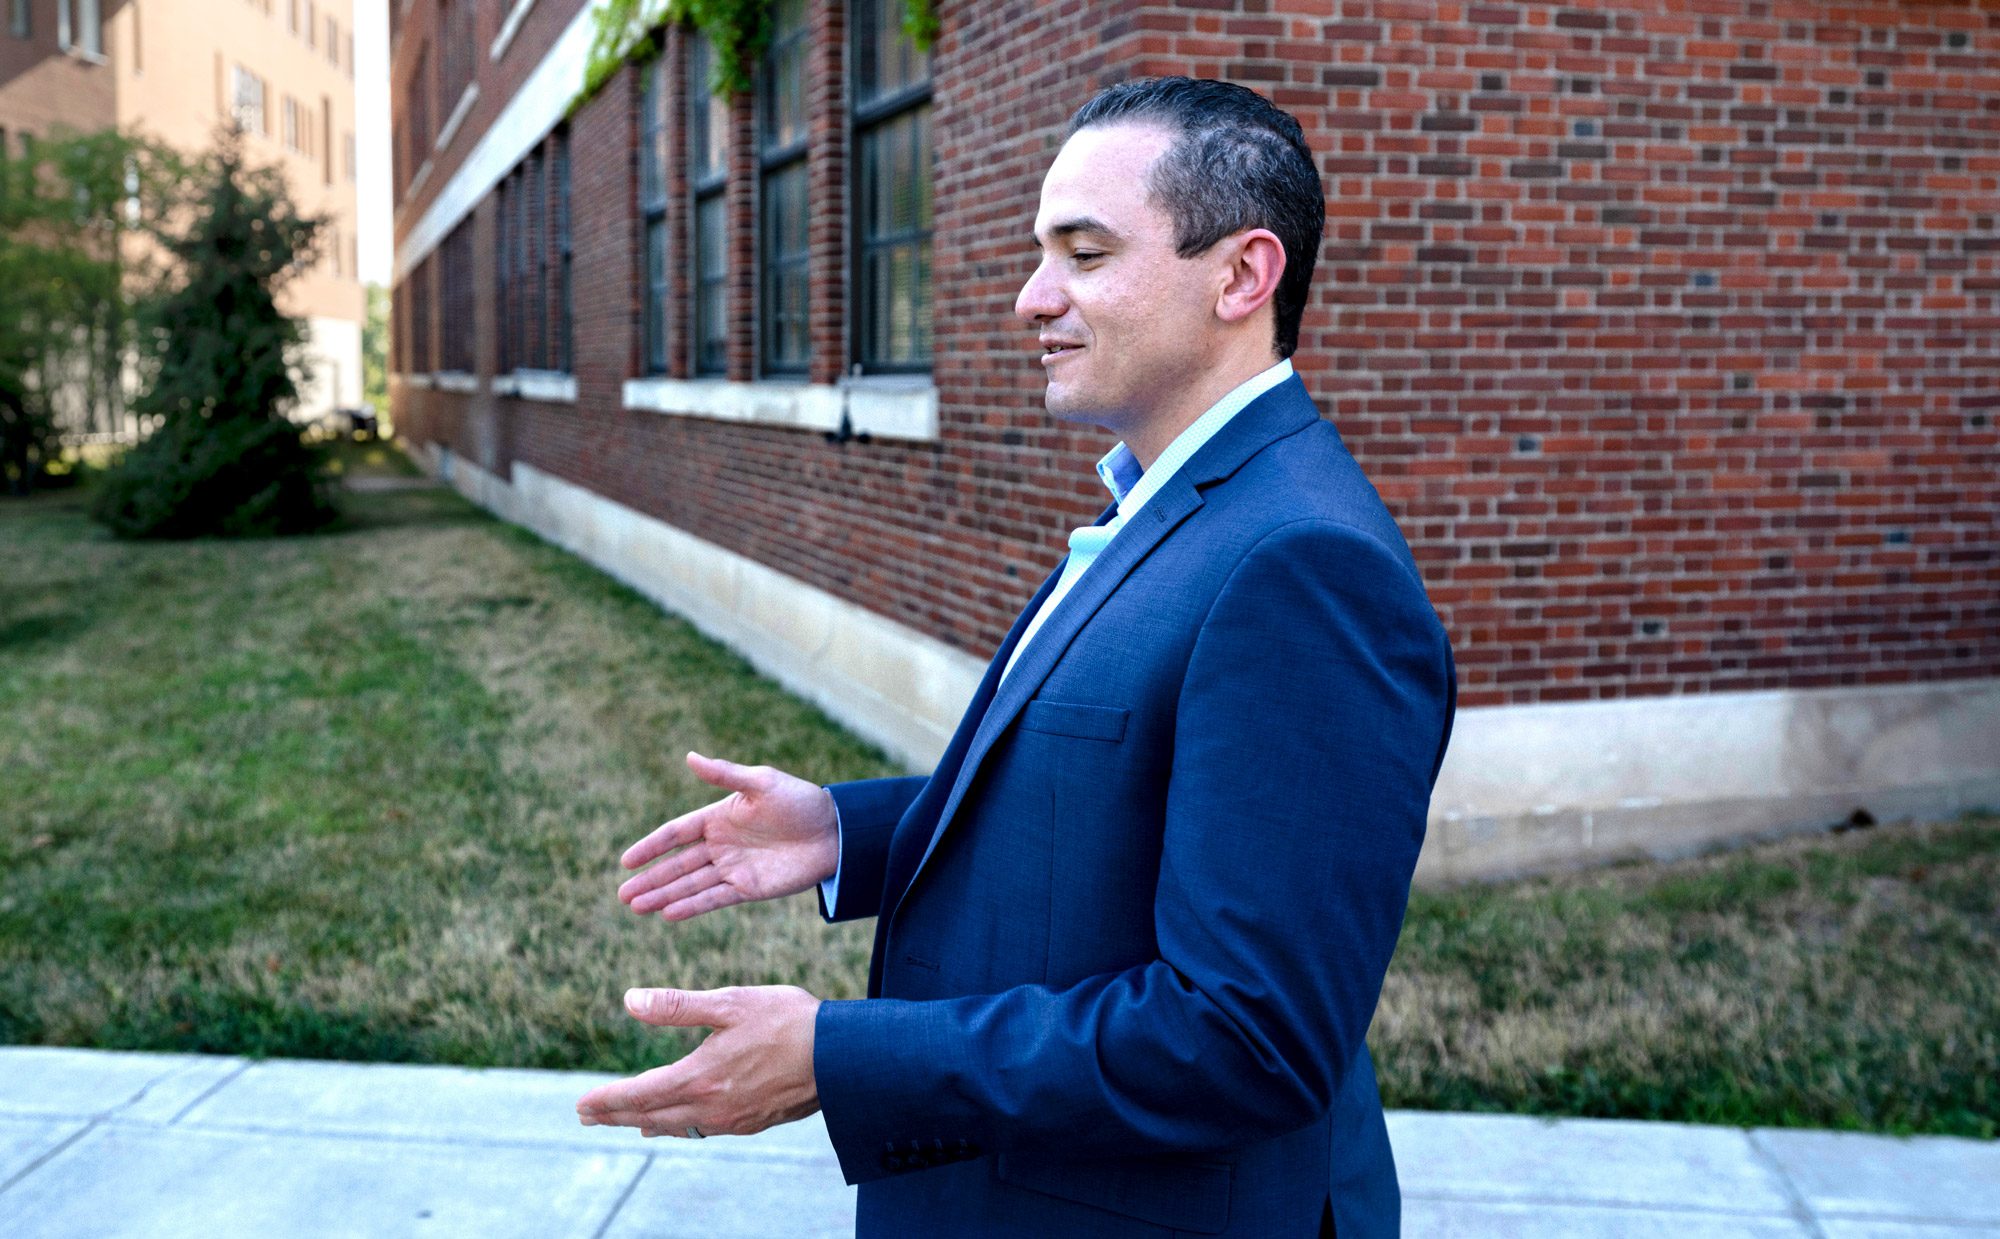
top-left (1094, 358), bottom-right (1294, 520)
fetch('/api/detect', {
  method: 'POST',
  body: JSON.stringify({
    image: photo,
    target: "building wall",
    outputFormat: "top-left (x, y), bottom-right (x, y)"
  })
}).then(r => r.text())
top-left (114, 0), bottom-right (365, 420)
top-left (0, 0), bottom-right (120, 147)
top-left (389, 0), bottom-right (1999, 873)
top-left (1, 0), bottom-right (365, 424)
top-left (395, 0), bottom-right (2000, 706)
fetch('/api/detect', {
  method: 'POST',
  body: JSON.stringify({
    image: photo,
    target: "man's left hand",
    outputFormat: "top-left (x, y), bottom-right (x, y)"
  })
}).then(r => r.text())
top-left (576, 985), bottom-right (822, 1138)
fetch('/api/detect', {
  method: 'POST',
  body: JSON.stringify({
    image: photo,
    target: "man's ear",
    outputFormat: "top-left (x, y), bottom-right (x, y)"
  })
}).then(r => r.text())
top-left (1214, 228), bottom-right (1286, 327)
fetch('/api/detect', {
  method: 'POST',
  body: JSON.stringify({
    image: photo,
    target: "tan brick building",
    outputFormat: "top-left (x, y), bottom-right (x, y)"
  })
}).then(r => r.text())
top-left (0, 0), bottom-right (365, 424)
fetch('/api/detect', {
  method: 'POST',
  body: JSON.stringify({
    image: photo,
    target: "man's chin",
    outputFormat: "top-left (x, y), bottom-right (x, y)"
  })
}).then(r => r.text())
top-left (1041, 382), bottom-right (1099, 425)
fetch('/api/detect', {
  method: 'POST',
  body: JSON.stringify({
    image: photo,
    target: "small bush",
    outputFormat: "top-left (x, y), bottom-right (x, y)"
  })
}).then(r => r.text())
top-left (92, 417), bottom-right (335, 539)
top-left (92, 128), bottom-right (334, 538)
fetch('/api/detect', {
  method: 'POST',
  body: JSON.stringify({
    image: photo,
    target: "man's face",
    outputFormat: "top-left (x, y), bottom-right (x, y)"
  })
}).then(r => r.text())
top-left (1016, 123), bottom-right (1224, 429)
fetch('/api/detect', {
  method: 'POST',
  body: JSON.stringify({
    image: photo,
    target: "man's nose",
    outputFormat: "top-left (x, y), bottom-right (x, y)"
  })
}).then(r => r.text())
top-left (1015, 258), bottom-right (1065, 324)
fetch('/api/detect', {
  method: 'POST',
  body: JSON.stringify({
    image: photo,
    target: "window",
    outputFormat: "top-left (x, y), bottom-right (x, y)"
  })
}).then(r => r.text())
top-left (304, 0), bottom-right (315, 47)
top-left (689, 33), bottom-right (729, 375)
top-left (391, 284), bottom-right (404, 373)
top-left (344, 131), bottom-right (356, 182)
top-left (281, 96), bottom-right (315, 157)
top-left (10, 0), bottom-right (28, 39)
top-left (553, 131), bottom-right (571, 374)
top-left (58, 0), bottom-right (102, 56)
top-left (439, 0), bottom-right (474, 118)
top-left (851, 0), bottom-right (931, 371)
top-left (758, 0), bottom-right (809, 374)
top-left (346, 32), bottom-right (354, 79)
top-left (404, 44), bottom-right (430, 188)
top-left (285, 0), bottom-right (295, 34)
top-left (231, 65), bottom-right (266, 134)
top-left (439, 219), bottom-right (474, 373)
top-left (321, 96), bottom-right (333, 184)
top-left (326, 15), bottom-right (338, 63)
top-left (496, 132), bottom-right (572, 375)
top-left (640, 57), bottom-right (671, 374)
top-left (409, 257), bottom-right (433, 373)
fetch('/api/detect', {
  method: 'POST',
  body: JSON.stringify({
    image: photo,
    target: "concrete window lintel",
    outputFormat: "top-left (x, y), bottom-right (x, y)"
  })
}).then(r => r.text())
top-left (489, 0), bottom-right (538, 61)
top-left (434, 83), bottom-right (480, 155)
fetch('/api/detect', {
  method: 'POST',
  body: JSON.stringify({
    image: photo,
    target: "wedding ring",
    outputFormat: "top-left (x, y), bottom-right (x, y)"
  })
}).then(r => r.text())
top-left (686, 1125), bottom-right (705, 1140)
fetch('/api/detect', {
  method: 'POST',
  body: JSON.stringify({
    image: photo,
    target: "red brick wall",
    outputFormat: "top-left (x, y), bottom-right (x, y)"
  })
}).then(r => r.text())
top-left (394, 0), bottom-right (2000, 709)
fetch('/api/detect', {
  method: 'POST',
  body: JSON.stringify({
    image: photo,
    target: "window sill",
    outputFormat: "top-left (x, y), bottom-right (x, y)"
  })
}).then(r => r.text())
top-left (434, 371), bottom-right (478, 393)
top-left (396, 372), bottom-right (434, 389)
top-left (494, 370), bottom-right (576, 402)
top-left (489, 0), bottom-right (536, 61)
top-left (622, 376), bottom-right (938, 441)
top-left (434, 83), bottom-right (479, 155)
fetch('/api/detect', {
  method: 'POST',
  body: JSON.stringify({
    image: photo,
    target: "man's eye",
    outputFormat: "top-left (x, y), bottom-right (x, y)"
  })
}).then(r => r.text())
top-left (1072, 251), bottom-right (1104, 263)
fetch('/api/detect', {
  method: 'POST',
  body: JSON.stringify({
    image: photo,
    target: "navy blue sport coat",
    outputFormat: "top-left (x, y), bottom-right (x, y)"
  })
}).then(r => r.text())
top-left (813, 374), bottom-right (1457, 1238)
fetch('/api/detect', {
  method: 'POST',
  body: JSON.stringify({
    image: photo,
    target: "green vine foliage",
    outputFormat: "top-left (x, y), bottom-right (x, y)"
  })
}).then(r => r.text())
top-left (571, 0), bottom-right (934, 114)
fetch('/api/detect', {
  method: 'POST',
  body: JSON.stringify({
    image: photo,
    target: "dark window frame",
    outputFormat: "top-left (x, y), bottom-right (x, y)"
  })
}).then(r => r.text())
top-left (688, 33), bottom-right (729, 377)
top-left (491, 131), bottom-right (572, 378)
top-left (640, 55), bottom-right (670, 375)
top-left (757, 0), bottom-right (809, 376)
top-left (552, 129), bottom-right (572, 374)
top-left (409, 256), bottom-right (433, 374)
top-left (439, 218), bottom-right (475, 374)
top-left (850, 0), bottom-right (933, 374)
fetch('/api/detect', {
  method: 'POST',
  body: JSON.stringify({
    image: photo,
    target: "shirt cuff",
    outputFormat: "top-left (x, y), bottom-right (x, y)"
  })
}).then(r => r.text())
top-left (817, 791), bottom-right (843, 915)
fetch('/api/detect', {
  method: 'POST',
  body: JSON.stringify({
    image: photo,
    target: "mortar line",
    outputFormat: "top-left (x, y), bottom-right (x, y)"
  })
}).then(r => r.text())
top-left (590, 1152), bottom-right (655, 1239)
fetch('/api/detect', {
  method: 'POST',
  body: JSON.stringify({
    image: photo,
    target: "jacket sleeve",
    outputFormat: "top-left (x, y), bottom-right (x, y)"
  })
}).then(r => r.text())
top-left (813, 519), bottom-right (1455, 1184)
top-left (818, 776), bottom-right (930, 923)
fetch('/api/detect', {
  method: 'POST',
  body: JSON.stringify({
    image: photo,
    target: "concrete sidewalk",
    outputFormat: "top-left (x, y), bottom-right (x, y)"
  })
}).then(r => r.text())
top-left (1, 1048), bottom-right (1993, 1237)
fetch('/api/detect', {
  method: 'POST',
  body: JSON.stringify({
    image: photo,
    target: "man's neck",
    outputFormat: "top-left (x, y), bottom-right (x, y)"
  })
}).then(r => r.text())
top-left (1121, 347), bottom-right (1285, 470)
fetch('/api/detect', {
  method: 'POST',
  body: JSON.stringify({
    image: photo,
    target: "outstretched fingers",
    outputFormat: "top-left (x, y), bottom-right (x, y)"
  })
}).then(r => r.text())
top-left (627, 857), bottom-right (729, 915)
top-left (656, 883), bottom-right (746, 923)
top-left (621, 801), bottom-right (720, 871)
top-left (618, 837), bottom-right (712, 904)
top-left (686, 751), bottom-right (771, 796)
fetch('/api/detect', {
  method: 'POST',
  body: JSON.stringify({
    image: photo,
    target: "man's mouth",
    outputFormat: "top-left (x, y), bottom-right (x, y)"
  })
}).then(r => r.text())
top-left (1041, 342), bottom-right (1082, 363)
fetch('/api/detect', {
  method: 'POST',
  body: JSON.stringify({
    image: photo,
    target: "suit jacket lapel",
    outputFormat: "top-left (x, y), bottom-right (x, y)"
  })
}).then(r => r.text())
top-left (890, 480), bottom-right (1203, 920)
top-left (873, 549), bottom-right (1072, 919)
top-left (888, 376), bottom-right (1325, 918)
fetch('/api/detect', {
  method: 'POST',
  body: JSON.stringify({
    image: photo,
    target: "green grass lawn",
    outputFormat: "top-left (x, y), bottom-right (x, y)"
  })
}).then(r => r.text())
top-left (3, 454), bottom-right (1994, 1138)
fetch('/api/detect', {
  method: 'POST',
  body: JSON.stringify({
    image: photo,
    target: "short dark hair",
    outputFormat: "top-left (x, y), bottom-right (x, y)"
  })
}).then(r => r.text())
top-left (1068, 78), bottom-right (1324, 359)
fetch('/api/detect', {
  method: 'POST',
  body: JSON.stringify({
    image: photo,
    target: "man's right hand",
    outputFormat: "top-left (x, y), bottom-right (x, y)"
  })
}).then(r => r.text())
top-left (617, 752), bottom-right (839, 922)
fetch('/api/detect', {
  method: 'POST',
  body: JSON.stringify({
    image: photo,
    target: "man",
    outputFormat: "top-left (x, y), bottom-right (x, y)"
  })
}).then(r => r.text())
top-left (577, 78), bottom-right (1457, 1238)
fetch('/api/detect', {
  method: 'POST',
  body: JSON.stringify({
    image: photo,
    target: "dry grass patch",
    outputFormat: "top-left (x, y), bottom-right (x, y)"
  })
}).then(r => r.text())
top-left (0, 456), bottom-right (894, 1071)
top-left (1372, 812), bottom-right (2000, 1137)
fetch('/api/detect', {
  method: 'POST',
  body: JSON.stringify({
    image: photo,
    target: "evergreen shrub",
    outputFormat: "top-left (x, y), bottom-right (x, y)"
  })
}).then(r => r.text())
top-left (94, 131), bottom-right (336, 538)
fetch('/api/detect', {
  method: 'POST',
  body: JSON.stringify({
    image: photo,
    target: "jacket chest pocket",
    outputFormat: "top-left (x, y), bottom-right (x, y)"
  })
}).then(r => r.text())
top-left (1019, 700), bottom-right (1129, 742)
